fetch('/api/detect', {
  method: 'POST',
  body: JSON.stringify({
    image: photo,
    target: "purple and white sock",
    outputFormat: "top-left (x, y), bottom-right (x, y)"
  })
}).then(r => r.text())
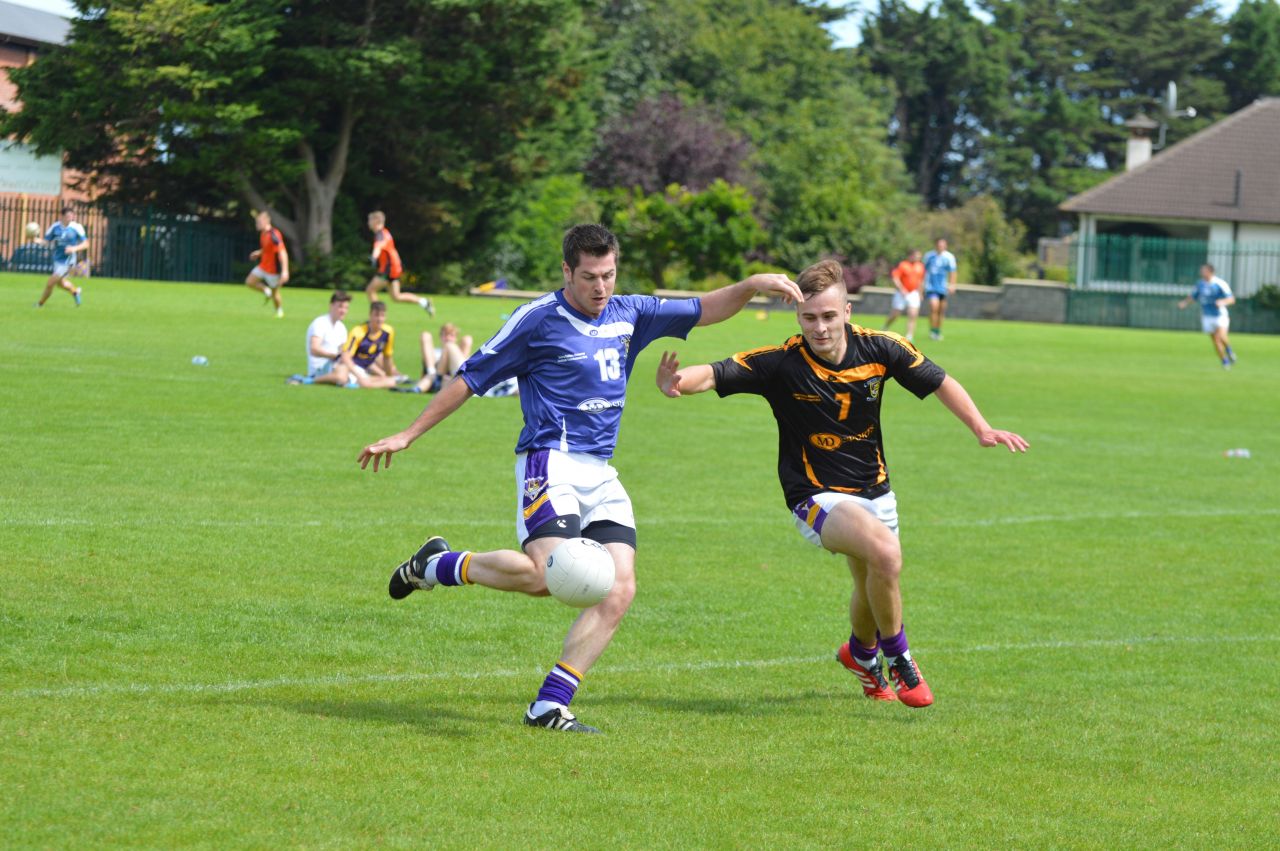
top-left (430, 551), bottom-right (473, 587)
top-left (850, 634), bottom-right (880, 667)
top-left (880, 627), bottom-right (911, 665)
top-left (530, 662), bottom-right (582, 716)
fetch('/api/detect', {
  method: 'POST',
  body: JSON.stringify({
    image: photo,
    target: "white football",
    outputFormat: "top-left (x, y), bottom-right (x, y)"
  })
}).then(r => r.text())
top-left (25, 221), bottom-right (41, 238)
top-left (545, 537), bottom-right (615, 608)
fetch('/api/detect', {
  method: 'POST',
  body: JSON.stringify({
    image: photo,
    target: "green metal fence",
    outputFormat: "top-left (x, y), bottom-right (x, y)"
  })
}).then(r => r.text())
top-left (0, 196), bottom-right (253, 283)
top-left (1066, 289), bottom-right (1280, 334)
top-left (1066, 235), bottom-right (1280, 332)
top-left (1070, 235), bottom-right (1280, 298)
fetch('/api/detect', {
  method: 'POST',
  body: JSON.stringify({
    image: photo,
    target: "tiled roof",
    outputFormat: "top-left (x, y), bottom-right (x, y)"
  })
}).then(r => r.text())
top-left (1060, 98), bottom-right (1280, 225)
top-left (0, 2), bottom-right (71, 47)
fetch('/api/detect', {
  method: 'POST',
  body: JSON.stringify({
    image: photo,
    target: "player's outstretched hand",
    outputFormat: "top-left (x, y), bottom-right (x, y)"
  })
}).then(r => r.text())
top-left (979, 429), bottom-right (1030, 453)
top-left (747, 273), bottom-right (803, 305)
top-left (359, 433), bottom-right (410, 471)
top-left (656, 351), bottom-right (683, 398)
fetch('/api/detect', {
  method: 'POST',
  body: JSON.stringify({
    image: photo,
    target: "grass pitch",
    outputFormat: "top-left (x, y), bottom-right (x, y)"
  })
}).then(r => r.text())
top-left (3, 273), bottom-right (1278, 848)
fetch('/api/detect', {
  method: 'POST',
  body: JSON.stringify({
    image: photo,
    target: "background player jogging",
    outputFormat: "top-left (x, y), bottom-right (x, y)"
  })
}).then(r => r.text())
top-left (365, 211), bottom-right (433, 315)
top-left (34, 206), bottom-right (88, 309)
top-left (245, 211), bottom-right (289, 318)
top-left (357, 223), bottom-right (800, 733)
top-left (655, 259), bottom-right (1028, 707)
top-left (923, 238), bottom-right (957, 340)
top-left (1177, 264), bottom-right (1237, 369)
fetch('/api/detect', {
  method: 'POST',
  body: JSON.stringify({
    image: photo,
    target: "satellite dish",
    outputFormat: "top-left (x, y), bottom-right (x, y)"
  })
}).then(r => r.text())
top-left (1163, 81), bottom-right (1196, 121)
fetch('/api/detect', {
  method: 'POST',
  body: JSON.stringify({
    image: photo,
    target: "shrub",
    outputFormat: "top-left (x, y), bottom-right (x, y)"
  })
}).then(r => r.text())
top-left (287, 249), bottom-right (370, 291)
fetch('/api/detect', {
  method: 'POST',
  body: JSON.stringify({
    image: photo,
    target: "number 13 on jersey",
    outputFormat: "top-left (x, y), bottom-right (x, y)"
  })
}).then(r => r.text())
top-left (594, 348), bottom-right (621, 381)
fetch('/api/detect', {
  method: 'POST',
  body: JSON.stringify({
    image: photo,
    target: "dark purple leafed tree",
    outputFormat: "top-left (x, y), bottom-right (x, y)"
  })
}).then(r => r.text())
top-left (585, 94), bottom-right (753, 192)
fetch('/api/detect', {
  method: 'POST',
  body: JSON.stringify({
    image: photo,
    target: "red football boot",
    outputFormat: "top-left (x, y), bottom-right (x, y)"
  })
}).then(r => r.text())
top-left (836, 643), bottom-right (898, 701)
top-left (886, 654), bottom-right (934, 708)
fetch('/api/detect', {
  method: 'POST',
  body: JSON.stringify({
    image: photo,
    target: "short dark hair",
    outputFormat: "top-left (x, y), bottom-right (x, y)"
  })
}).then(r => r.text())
top-left (369, 300), bottom-right (387, 314)
top-left (330, 290), bottom-right (351, 303)
top-left (562, 224), bottom-right (620, 271)
top-left (61, 205), bottom-right (74, 215)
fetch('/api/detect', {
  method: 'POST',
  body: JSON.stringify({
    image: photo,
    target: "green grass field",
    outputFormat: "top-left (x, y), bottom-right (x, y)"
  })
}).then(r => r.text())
top-left (3, 273), bottom-right (1278, 848)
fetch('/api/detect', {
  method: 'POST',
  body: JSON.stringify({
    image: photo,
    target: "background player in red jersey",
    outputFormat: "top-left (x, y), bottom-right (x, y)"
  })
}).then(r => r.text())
top-left (656, 259), bottom-right (1028, 708)
top-left (365, 211), bottom-right (433, 315)
top-left (245, 211), bottom-right (289, 318)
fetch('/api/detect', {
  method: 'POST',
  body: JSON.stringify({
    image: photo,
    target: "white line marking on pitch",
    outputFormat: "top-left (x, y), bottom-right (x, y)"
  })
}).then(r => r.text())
top-left (6, 635), bottom-right (1277, 700)
top-left (7, 506), bottom-right (1280, 529)
top-left (928, 507), bottom-right (1280, 527)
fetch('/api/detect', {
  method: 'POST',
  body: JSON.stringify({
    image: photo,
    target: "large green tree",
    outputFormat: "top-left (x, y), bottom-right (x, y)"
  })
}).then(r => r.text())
top-left (977, 0), bottom-right (1227, 241)
top-left (1220, 0), bottom-right (1280, 110)
top-left (860, 0), bottom-right (1009, 208)
top-left (593, 0), bottom-right (913, 266)
top-left (1, 0), bottom-right (593, 262)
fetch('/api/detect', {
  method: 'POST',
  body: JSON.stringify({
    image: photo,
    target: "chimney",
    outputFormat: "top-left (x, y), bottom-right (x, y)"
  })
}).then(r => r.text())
top-left (1125, 113), bottom-right (1160, 171)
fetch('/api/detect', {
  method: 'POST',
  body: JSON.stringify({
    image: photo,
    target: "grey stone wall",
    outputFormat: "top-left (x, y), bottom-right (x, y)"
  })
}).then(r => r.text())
top-left (846, 279), bottom-right (1069, 324)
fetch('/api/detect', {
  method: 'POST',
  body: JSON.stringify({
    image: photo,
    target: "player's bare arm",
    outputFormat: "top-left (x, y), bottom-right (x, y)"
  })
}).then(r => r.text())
top-left (934, 376), bottom-right (1029, 453)
top-left (696, 273), bottom-right (802, 326)
top-left (279, 248), bottom-right (290, 283)
top-left (358, 377), bottom-right (475, 471)
top-left (309, 336), bottom-right (340, 360)
top-left (655, 351), bottom-right (715, 398)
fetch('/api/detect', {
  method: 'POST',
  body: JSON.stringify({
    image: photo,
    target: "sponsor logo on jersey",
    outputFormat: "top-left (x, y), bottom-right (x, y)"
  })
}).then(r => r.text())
top-left (865, 376), bottom-right (882, 401)
top-left (809, 424), bottom-right (876, 451)
top-left (577, 398), bottom-right (622, 413)
top-left (557, 352), bottom-right (587, 362)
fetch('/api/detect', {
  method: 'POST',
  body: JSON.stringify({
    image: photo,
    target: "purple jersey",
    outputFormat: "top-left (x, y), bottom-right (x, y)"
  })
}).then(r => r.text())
top-left (459, 291), bottom-right (701, 457)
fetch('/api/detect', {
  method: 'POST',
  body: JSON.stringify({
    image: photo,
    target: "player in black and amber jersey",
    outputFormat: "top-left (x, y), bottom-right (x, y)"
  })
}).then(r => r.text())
top-left (657, 259), bottom-right (1028, 708)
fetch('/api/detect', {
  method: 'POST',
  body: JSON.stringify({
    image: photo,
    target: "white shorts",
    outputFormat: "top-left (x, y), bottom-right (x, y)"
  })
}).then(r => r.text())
top-left (249, 266), bottom-right (280, 288)
top-left (791, 491), bottom-right (899, 547)
top-left (345, 364), bottom-right (371, 388)
top-left (310, 359), bottom-right (338, 379)
top-left (52, 260), bottom-right (75, 279)
top-left (515, 449), bottom-right (635, 544)
top-left (892, 290), bottom-right (922, 312)
top-left (1201, 313), bottom-right (1229, 334)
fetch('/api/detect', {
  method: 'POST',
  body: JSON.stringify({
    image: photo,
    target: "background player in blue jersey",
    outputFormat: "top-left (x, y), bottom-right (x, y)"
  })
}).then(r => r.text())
top-left (923, 238), bottom-right (957, 340)
top-left (34, 206), bottom-right (89, 309)
top-left (655, 259), bottom-right (1028, 708)
top-left (1178, 264), bottom-right (1237, 368)
top-left (357, 223), bottom-right (801, 733)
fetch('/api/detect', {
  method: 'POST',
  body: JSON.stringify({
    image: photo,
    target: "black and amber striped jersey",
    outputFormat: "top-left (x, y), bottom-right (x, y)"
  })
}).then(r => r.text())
top-left (711, 324), bottom-right (946, 508)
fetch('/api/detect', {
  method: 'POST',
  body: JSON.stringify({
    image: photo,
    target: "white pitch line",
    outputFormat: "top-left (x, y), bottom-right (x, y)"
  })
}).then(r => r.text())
top-left (927, 506), bottom-right (1280, 528)
top-left (6, 635), bottom-right (1278, 701)
top-left (7, 506), bottom-right (1280, 530)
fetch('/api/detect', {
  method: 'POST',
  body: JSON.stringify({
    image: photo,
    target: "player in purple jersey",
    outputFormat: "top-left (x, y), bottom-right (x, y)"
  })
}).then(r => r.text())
top-left (655, 259), bottom-right (1028, 708)
top-left (357, 223), bottom-right (801, 733)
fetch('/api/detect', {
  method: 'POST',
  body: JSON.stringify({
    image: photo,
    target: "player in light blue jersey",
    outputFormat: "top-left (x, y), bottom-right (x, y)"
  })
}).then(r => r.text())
top-left (34, 206), bottom-right (89, 309)
top-left (922, 238), bottom-right (957, 340)
top-left (1178, 264), bottom-right (1237, 368)
top-left (358, 223), bottom-right (801, 733)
